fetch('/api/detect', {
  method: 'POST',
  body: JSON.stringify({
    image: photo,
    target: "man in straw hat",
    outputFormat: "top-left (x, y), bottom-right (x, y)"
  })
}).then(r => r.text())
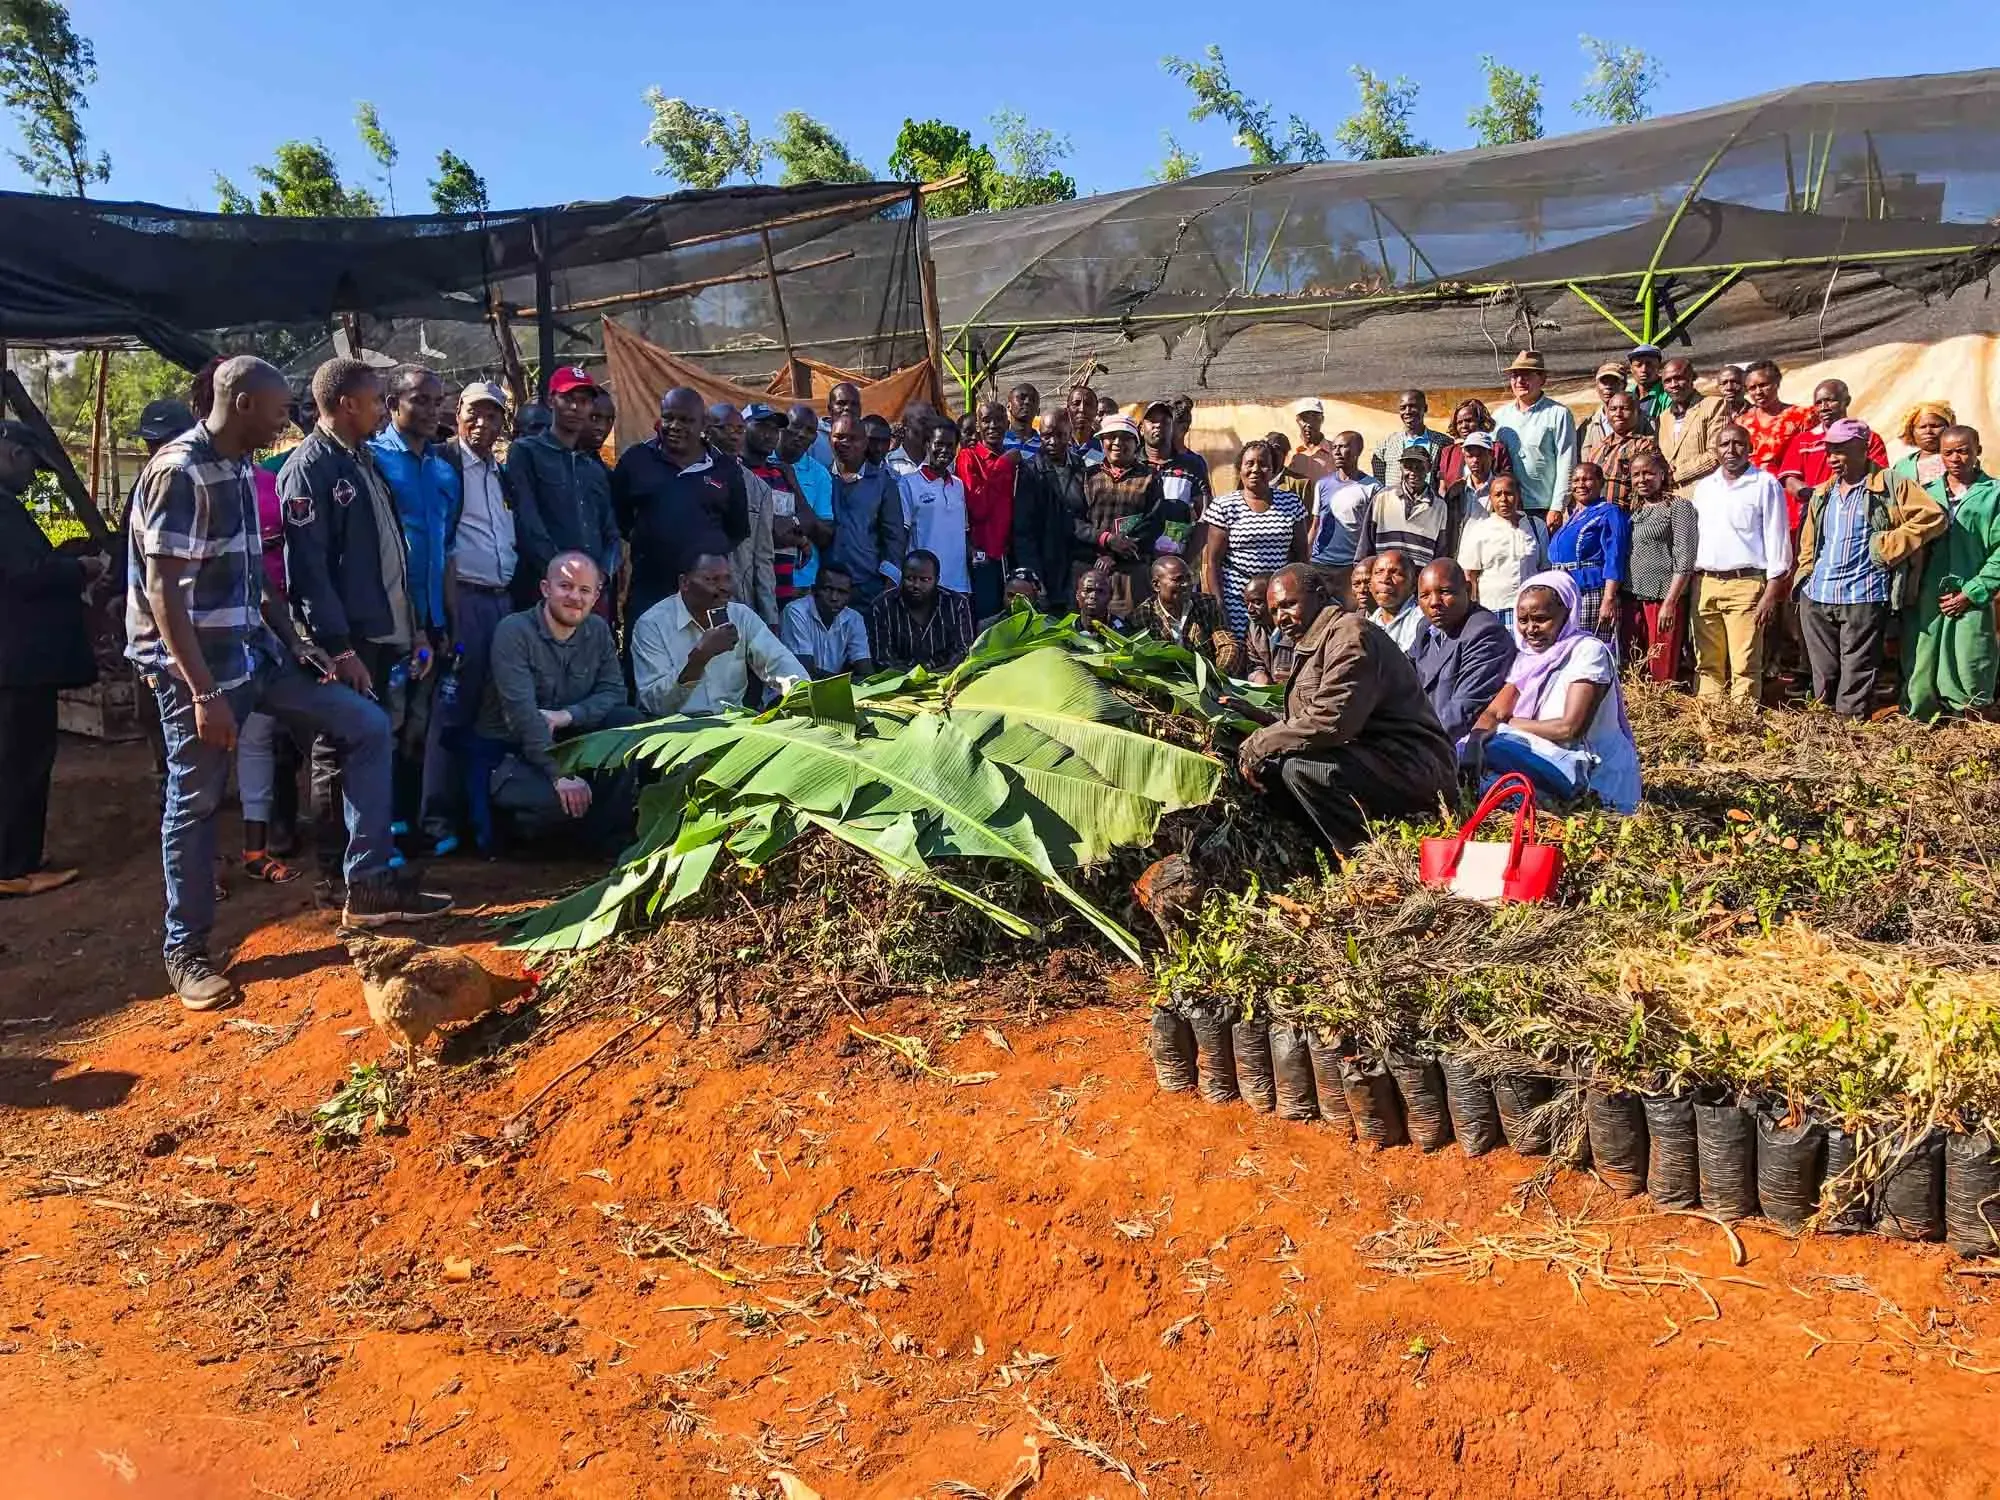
top-left (1492, 350), bottom-right (1577, 528)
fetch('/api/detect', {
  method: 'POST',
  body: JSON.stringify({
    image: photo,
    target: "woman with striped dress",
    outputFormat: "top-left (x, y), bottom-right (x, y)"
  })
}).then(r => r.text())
top-left (1201, 438), bottom-right (1308, 640)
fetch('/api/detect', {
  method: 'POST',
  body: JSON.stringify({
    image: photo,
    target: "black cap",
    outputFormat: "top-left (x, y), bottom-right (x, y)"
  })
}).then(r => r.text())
top-left (138, 398), bottom-right (196, 444)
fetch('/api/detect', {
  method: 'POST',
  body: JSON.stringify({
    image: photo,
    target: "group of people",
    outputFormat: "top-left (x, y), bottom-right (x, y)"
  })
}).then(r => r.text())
top-left (4, 335), bottom-right (1994, 1008)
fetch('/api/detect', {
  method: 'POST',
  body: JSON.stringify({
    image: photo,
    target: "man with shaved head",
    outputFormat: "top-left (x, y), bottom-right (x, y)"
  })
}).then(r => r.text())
top-left (133, 357), bottom-right (451, 1009)
top-left (1410, 557), bottom-right (1515, 742)
top-left (1237, 561), bottom-right (1454, 853)
top-left (611, 385), bottom-right (751, 635)
top-left (826, 412), bottom-right (907, 605)
top-left (810, 380), bottom-right (866, 469)
top-left (1655, 357), bottom-right (1725, 488)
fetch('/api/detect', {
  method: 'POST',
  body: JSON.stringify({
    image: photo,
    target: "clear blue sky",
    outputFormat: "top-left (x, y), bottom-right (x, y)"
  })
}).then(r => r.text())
top-left (20, 1), bottom-right (1999, 212)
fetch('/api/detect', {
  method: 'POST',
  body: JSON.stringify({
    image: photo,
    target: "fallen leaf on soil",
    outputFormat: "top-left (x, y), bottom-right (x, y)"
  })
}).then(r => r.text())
top-left (769, 1472), bottom-right (824, 1500)
top-left (442, 1258), bottom-right (475, 1282)
top-left (493, 1244), bottom-right (535, 1257)
top-left (983, 1027), bottom-right (1013, 1053)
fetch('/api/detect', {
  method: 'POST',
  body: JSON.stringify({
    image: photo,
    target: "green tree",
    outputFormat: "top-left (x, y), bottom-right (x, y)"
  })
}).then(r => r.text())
top-left (1162, 45), bottom-right (1329, 167)
top-left (768, 110), bottom-right (870, 186)
top-left (1162, 44), bottom-right (1282, 164)
top-left (888, 118), bottom-right (995, 217)
top-left (642, 90), bottom-right (761, 189)
top-left (44, 348), bottom-right (186, 443)
top-left (214, 141), bottom-right (380, 217)
top-left (0, 0), bottom-right (107, 195)
top-left (354, 100), bottom-right (398, 211)
top-left (1152, 132), bottom-right (1200, 183)
top-left (1468, 56), bottom-right (1544, 146)
top-left (1577, 36), bottom-right (1664, 125)
top-left (987, 108), bottom-right (1075, 209)
top-left (1334, 66), bottom-right (1436, 161)
top-left (429, 148), bottom-right (489, 214)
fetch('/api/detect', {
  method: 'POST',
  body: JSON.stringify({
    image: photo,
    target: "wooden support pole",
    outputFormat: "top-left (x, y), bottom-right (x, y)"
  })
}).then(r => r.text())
top-left (914, 189), bottom-right (947, 410)
top-left (2, 367), bottom-right (109, 541)
top-left (532, 212), bottom-right (556, 397)
top-left (759, 228), bottom-right (808, 398)
top-left (488, 288), bottom-right (530, 409)
top-left (87, 348), bottom-right (109, 508)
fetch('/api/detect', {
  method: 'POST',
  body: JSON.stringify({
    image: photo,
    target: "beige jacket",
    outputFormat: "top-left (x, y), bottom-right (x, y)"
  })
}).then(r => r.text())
top-left (1656, 394), bottom-right (1726, 487)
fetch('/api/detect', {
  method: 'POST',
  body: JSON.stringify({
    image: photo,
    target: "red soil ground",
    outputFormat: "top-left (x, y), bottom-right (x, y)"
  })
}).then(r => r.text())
top-left (3, 738), bottom-right (1998, 1500)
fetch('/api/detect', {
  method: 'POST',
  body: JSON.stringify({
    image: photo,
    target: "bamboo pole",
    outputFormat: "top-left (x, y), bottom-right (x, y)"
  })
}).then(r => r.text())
top-left (2, 367), bottom-right (108, 540)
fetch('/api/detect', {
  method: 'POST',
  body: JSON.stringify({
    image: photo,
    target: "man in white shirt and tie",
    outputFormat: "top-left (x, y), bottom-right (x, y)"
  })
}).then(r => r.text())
top-left (1688, 423), bottom-right (1794, 703)
top-left (632, 553), bottom-right (807, 715)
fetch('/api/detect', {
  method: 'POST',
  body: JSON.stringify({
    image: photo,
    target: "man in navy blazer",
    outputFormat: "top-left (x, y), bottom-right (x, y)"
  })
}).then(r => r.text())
top-left (1410, 557), bottom-right (1516, 743)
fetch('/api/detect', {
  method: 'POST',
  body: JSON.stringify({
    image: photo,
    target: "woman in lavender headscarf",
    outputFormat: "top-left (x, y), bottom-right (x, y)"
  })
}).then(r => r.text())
top-left (1461, 571), bottom-right (1642, 813)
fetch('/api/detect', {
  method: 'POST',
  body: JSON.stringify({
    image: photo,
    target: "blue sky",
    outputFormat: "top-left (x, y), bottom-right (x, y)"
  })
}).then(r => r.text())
top-left (19, 2), bottom-right (1999, 212)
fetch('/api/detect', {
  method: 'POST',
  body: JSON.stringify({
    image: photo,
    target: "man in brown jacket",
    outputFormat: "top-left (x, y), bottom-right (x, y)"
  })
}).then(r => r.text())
top-left (1653, 358), bottom-right (1725, 488)
top-left (1237, 563), bottom-right (1455, 851)
top-left (1791, 418), bottom-right (1946, 717)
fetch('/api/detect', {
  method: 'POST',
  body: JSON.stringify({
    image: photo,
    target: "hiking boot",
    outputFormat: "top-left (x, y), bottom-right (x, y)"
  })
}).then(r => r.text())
top-left (342, 868), bottom-right (455, 928)
top-left (166, 948), bottom-right (239, 1012)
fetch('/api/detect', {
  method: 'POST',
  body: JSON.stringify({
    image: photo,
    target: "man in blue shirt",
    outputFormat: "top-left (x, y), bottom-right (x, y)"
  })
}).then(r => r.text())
top-left (1002, 383), bottom-right (1042, 457)
top-left (780, 402), bottom-right (836, 591)
top-left (1793, 418), bottom-right (1944, 716)
top-left (368, 366), bottom-right (461, 658)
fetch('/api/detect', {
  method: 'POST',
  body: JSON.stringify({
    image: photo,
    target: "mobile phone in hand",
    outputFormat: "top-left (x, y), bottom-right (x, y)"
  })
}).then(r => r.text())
top-left (705, 607), bottom-right (729, 630)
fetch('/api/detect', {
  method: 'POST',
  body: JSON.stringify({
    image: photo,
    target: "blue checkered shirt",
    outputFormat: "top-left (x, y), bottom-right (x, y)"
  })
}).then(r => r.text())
top-left (1804, 479), bottom-right (1887, 606)
top-left (125, 422), bottom-right (281, 688)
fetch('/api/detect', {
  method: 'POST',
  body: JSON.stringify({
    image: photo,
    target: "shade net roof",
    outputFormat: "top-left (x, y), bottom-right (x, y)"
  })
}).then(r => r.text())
top-left (0, 179), bottom-right (931, 384)
top-left (927, 67), bottom-right (2000, 398)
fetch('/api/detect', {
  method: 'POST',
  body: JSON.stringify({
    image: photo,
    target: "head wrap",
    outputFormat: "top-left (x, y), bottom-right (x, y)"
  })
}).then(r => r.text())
top-left (1505, 571), bottom-right (1634, 737)
top-left (1897, 400), bottom-right (1956, 449)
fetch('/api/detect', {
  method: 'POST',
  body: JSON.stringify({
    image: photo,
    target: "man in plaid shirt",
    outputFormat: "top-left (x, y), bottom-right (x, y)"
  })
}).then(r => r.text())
top-left (127, 357), bottom-right (451, 1012)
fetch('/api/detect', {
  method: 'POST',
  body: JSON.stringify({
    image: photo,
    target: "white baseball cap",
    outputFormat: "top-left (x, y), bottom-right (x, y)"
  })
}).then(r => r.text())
top-left (1294, 397), bottom-right (1325, 416)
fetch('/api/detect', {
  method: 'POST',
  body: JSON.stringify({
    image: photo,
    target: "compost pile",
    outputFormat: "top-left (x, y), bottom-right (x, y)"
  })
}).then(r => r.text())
top-left (1149, 688), bottom-right (2000, 1257)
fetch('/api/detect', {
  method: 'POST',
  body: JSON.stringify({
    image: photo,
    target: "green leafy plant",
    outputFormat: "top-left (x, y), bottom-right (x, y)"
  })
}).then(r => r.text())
top-left (312, 1063), bottom-right (405, 1146)
top-left (510, 607), bottom-right (1243, 961)
top-left (1153, 883), bottom-right (1301, 1019)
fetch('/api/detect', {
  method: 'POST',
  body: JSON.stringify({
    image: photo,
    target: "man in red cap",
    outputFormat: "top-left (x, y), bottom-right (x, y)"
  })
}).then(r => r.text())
top-left (506, 365), bottom-right (619, 613)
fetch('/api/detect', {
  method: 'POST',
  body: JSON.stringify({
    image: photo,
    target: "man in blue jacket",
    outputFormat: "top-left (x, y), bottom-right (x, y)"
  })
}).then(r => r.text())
top-left (1410, 557), bottom-right (1516, 743)
top-left (826, 413), bottom-right (907, 606)
top-left (369, 364), bottom-right (463, 851)
top-left (507, 365), bottom-right (619, 613)
top-left (281, 358), bottom-right (423, 895)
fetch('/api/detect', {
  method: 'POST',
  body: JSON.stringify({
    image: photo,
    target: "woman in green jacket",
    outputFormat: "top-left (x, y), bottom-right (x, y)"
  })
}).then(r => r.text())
top-left (1905, 424), bottom-right (2000, 721)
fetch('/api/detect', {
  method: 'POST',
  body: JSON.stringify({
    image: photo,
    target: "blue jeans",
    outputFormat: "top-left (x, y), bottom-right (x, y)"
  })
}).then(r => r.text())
top-left (150, 659), bottom-right (394, 956)
top-left (1476, 728), bottom-right (1588, 803)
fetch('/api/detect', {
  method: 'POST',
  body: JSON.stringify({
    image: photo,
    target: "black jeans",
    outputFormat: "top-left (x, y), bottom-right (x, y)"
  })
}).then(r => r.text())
top-left (1798, 598), bottom-right (1887, 718)
top-left (1272, 748), bottom-right (1442, 854)
top-left (0, 686), bottom-right (59, 879)
top-left (483, 706), bottom-right (646, 856)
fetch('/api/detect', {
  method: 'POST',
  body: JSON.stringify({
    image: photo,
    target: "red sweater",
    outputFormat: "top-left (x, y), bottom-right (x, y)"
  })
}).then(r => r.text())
top-left (956, 443), bottom-right (1017, 560)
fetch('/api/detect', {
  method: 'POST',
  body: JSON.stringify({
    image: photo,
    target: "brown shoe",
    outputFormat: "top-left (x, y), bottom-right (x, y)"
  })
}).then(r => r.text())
top-left (0, 868), bottom-right (79, 898)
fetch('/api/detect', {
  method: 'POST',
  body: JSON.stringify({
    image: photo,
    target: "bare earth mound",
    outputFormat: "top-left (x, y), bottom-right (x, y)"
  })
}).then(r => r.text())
top-left (4, 741), bottom-right (1999, 1500)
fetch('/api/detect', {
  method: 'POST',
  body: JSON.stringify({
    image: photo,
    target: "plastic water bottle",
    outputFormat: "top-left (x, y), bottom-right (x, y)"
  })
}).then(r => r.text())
top-left (436, 644), bottom-right (465, 712)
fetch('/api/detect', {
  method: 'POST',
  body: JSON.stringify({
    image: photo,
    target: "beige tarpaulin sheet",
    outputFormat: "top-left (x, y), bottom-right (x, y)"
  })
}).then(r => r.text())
top-left (1163, 334), bottom-right (2000, 492)
top-left (601, 317), bottom-right (940, 452)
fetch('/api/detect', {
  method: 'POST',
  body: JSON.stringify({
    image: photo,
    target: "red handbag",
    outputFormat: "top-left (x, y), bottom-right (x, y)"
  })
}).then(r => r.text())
top-left (1419, 772), bottom-right (1564, 904)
